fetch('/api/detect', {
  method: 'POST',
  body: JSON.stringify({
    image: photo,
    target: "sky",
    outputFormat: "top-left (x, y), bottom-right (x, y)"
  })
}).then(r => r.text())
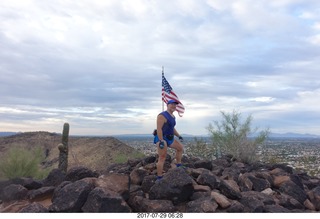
top-left (1, 0), bottom-right (320, 136)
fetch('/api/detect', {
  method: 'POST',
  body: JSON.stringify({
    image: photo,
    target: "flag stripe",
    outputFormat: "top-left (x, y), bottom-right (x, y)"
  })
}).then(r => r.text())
top-left (162, 75), bottom-right (185, 117)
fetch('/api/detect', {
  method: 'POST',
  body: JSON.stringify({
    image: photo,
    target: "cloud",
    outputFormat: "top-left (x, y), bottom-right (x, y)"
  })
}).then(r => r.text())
top-left (1, 0), bottom-right (320, 135)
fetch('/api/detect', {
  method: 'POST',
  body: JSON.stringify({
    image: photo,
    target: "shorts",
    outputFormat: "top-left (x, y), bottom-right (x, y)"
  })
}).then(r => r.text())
top-left (153, 135), bottom-right (174, 147)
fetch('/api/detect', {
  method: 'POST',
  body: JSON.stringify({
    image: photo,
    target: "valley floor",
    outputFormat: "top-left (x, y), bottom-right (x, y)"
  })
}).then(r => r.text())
top-left (119, 136), bottom-right (320, 178)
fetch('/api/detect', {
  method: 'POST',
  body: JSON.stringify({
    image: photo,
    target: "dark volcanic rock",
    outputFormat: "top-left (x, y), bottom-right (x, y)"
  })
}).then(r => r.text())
top-left (42, 168), bottom-right (66, 187)
top-left (82, 187), bottom-right (131, 212)
top-left (2, 184), bottom-right (28, 202)
top-left (19, 202), bottom-right (48, 213)
top-left (1, 153), bottom-right (319, 213)
top-left (49, 178), bottom-right (95, 212)
top-left (65, 166), bottom-right (99, 182)
top-left (149, 168), bottom-right (194, 204)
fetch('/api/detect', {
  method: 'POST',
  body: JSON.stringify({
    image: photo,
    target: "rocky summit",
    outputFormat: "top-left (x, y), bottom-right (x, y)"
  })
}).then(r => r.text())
top-left (0, 154), bottom-right (320, 213)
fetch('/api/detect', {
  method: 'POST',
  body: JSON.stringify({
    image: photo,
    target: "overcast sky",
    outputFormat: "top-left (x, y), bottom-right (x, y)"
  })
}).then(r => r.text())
top-left (1, 0), bottom-right (320, 136)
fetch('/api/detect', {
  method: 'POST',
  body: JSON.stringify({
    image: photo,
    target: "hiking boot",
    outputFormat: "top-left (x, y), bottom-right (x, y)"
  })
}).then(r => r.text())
top-left (155, 175), bottom-right (163, 183)
top-left (176, 164), bottom-right (187, 169)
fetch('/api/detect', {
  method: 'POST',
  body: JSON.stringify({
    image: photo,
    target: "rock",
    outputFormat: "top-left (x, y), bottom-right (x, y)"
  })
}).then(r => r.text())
top-left (193, 184), bottom-right (211, 193)
top-left (194, 160), bottom-right (213, 170)
top-left (219, 180), bottom-right (242, 200)
top-left (231, 161), bottom-right (246, 169)
top-left (212, 157), bottom-right (230, 168)
top-left (49, 178), bottom-right (95, 212)
top-left (142, 155), bottom-right (157, 165)
top-left (196, 170), bottom-right (220, 189)
top-left (276, 193), bottom-right (305, 210)
top-left (255, 171), bottom-right (273, 185)
top-left (247, 175), bottom-right (270, 192)
top-left (2, 184), bottom-right (28, 202)
top-left (190, 191), bottom-right (211, 201)
top-left (261, 188), bottom-right (274, 196)
top-left (42, 168), bottom-right (66, 187)
top-left (19, 202), bottom-right (48, 213)
top-left (1, 151), bottom-right (320, 213)
top-left (130, 196), bottom-right (176, 212)
top-left (82, 187), bottom-right (131, 212)
top-left (226, 200), bottom-right (245, 212)
top-left (65, 166), bottom-right (99, 182)
top-left (273, 175), bottom-right (290, 188)
top-left (290, 174), bottom-right (304, 190)
top-left (95, 173), bottom-right (130, 200)
top-left (221, 167), bottom-right (241, 181)
top-left (239, 196), bottom-right (264, 212)
top-left (279, 181), bottom-right (307, 204)
top-left (0, 200), bottom-right (30, 212)
top-left (238, 173), bottom-right (253, 191)
top-left (149, 168), bottom-right (194, 204)
top-left (28, 186), bottom-right (55, 200)
top-left (211, 165), bottom-right (224, 176)
top-left (141, 175), bottom-right (157, 193)
top-left (130, 168), bottom-right (149, 185)
top-left (303, 178), bottom-right (320, 190)
top-left (186, 197), bottom-right (218, 213)
top-left (241, 191), bottom-right (275, 205)
top-left (264, 204), bottom-right (290, 213)
top-left (304, 199), bottom-right (316, 211)
top-left (272, 164), bottom-right (294, 174)
top-left (309, 186), bottom-right (320, 210)
top-left (14, 177), bottom-right (43, 190)
top-left (211, 191), bottom-right (231, 209)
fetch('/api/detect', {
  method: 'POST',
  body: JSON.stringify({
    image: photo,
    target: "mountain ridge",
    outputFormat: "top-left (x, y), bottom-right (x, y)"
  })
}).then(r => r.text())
top-left (1, 131), bottom-right (320, 138)
top-left (0, 131), bottom-right (144, 176)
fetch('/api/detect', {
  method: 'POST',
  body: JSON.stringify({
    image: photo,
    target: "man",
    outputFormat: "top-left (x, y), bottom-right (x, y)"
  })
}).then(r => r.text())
top-left (154, 99), bottom-right (184, 181)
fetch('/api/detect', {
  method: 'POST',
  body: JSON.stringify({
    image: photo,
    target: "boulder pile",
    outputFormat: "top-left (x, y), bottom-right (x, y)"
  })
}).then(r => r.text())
top-left (0, 154), bottom-right (320, 213)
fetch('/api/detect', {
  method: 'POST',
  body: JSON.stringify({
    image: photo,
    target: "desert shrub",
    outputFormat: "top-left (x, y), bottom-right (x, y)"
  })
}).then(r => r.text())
top-left (113, 154), bottom-right (128, 163)
top-left (0, 146), bottom-right (50, 179)
top-left (264, 156), bottom-right (283, 164)
top-left (206, 110), bottom-right (269, 163)
top-left (185, 137), bottom-right (216, 160)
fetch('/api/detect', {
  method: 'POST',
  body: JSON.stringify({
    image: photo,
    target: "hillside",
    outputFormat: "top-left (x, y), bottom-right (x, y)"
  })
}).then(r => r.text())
top-left (0, 131), bottom-right (144, 176)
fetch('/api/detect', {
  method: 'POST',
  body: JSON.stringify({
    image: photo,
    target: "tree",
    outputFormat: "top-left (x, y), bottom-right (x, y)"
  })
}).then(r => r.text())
top-left (206, 110), bottom-right (269, 163)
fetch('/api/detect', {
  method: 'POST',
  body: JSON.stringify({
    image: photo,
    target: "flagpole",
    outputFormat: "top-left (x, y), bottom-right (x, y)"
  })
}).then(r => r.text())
top-left (162, 66), bottom-right (164, 112)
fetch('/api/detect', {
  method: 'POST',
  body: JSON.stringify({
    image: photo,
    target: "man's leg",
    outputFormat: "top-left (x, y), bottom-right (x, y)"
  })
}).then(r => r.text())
top-left (170, 139), bottom-right (184, 164)
top-left (156, 141), bottom-right (168, 177)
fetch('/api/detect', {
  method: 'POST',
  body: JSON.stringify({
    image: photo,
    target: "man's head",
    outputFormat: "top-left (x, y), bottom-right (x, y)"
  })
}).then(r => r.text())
top-left (167, 100), bottom-right (180, 105)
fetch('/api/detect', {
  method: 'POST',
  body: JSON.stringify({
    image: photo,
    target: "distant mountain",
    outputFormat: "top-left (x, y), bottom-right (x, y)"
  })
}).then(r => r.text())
top-left (269, 132), bottom-right (320, 138)
top-left (1, 131), bottom-right (319, 139)
top-left (0, 132), bottom-right (18, 137)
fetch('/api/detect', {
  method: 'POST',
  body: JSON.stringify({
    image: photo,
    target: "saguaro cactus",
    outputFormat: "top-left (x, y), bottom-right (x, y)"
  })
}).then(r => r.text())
top-left (58, 122), bottom-right (70, 173)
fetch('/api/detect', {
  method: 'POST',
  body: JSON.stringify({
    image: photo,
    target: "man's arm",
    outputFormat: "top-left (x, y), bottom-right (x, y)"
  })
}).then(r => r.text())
top-left (174, 128), bottom-right (183, 142)
top-left (157, 114), bottom-right (166, 141)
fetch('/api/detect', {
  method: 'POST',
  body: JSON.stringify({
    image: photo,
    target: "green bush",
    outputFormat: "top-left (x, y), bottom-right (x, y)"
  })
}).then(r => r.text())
top-left (206, 110), bottom-right (269, 163)
top-left (0, 146), bottom-right (50, 179)
top-left (185, 137), bottom-right (216, 160)
top-left (113, 154), bottom-right (128, 163)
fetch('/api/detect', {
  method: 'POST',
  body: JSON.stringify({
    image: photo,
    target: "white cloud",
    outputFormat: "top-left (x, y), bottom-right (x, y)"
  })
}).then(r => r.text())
top-left (250, 97), bottom-right (275, 103)
top-left (1, 0), bottom-right (320, 135)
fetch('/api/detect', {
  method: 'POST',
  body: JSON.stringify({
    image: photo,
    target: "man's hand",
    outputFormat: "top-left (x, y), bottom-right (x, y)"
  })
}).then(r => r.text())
top-left (178, 136), bottom-right (184, 142)
top-left (159, 140), bottom-right (165, 149)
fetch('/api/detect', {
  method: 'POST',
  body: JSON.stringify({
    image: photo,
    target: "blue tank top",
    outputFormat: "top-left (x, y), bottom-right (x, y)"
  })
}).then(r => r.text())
top-left (160, 111), bottom-right (176, 135)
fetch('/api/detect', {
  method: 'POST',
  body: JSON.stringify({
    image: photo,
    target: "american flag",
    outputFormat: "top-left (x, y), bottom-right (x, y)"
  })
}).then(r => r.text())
top-left (162, 75), bottom-right (185, 117)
